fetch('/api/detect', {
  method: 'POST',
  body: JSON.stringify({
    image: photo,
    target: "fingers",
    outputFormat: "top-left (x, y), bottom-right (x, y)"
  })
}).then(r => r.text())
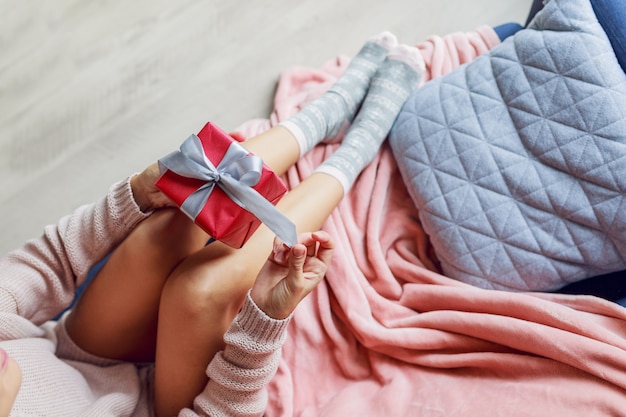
top-left (271, 236), bottom-right (291, 264)
top-left (288, 244), bottom-right (307, 279)
top-left (228, 131), bottom-right (246, 143)
top-left (251, 231), bottom-right (335, 320)
top-left (288, 231), bottom-right (334, 285)
top-left (270, 232), bottom-right (335, 278)
top-left (285, 244), bottom-right (318, 303)
top-left (310, 231), bottom-right (335, 267)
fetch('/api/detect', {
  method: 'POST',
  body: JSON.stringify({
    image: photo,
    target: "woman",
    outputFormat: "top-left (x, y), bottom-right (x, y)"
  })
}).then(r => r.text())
top-left (0, 32), bottom-right (424, 416)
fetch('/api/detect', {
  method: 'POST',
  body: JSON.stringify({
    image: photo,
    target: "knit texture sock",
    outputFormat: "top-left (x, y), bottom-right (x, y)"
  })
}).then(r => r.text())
top-left (315, 45), bottom-right (425, 194)
top-left (280, 32), bottom-right (397, 157)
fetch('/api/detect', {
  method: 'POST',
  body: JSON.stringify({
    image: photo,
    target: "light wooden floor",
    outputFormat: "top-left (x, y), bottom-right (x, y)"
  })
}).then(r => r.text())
top-left (0, 0), bottom-right (532, 255)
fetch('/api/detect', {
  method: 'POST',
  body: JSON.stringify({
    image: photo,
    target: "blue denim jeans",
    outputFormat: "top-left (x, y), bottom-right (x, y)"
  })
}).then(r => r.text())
top-left (494, 22), bottom-right (523, 41)
top-left (590, 0), bottom-right (626, 72)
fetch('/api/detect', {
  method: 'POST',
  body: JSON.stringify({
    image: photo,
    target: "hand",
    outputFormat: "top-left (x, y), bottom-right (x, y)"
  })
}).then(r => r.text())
top-left (251, 231), bottom-right (335, 320)
top-left (130, 162), bottom-right (174, 212)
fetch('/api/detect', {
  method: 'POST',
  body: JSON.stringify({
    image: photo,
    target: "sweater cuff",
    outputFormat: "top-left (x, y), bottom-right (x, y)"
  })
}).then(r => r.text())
top-left (109, 176), bottom-right (152, 230)
top-left (236, 291), bottom-right (292, 345)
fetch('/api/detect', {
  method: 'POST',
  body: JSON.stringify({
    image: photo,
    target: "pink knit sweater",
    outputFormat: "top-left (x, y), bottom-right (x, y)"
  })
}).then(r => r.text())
top-left (0, 178), bottom-right (288, 416)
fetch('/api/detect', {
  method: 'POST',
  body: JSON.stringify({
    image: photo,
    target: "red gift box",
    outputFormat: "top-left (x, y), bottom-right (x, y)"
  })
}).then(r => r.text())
top-left (156, 122), bottom-right (289, 248)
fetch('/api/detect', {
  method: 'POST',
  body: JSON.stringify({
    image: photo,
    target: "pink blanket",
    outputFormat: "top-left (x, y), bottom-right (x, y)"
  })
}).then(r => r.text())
top-left (236, 27), bottom-right (626, 416)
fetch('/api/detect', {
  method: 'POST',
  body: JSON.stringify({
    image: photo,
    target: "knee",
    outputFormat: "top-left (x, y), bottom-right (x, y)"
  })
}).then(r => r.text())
top-left (161, 256), bottom-right (253, 321)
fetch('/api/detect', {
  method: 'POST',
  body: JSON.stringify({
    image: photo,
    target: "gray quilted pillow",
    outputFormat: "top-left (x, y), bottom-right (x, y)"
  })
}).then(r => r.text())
top-left (389, 0), bottom-right (626, 291)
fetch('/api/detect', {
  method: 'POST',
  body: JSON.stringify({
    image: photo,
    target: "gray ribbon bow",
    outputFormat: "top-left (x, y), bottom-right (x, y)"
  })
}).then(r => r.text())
top-left (158, 134), bottom-right (297, 247)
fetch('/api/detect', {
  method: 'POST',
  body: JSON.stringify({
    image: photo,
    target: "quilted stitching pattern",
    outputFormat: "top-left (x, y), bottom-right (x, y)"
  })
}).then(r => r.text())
top-left (389, 0), bottom-right (626, 291)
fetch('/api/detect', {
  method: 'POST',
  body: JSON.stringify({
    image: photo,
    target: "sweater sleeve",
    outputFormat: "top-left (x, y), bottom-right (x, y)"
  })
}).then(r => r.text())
top-left (181, 291), bottom-right (291, 417)
top-left (0, 177), bottom-right (150, 324)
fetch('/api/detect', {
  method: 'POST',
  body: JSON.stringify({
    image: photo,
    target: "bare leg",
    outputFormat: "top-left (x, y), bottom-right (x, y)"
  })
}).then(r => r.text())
top-left (242, 125), bottom-right (300, 175)
top-left (64, 125), bottom-right (301, 362)
top-left (153, 172), bottom-right (343, 416)
top-left (63, 123), bottom-right (347, 416)
top-left (65, 209), bottom-right (210, 362)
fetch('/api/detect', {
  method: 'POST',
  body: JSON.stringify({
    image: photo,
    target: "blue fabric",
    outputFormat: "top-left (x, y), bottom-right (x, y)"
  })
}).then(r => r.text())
top-left (494, 23), bottom-right (523, 41)
top-left (389, 0), bottom-right (626, 291)
top-left (525, 0), bottom-right (546, 26)
top-left (559, 270), bottom-right (626, 302)
top-left (53, 255), bottom-right (109, 320)
top-left (591, 0), bottom-right (626, 73)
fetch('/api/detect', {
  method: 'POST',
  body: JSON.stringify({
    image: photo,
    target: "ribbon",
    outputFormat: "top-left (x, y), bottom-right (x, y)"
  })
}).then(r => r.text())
top-left (158, 134), bottom-right (297, 247)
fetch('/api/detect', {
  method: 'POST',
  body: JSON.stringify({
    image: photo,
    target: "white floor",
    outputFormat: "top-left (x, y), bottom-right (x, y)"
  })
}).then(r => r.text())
top-left (0, 0), bottom-right (532, 255)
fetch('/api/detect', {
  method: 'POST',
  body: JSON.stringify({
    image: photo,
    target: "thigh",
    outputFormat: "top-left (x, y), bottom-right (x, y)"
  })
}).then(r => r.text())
top-left (65, 209), bottom-right (209, 362)
top-left (152, 226), bottom-right (275, 416)
top-left (151, 172), bottom-right (344, 414)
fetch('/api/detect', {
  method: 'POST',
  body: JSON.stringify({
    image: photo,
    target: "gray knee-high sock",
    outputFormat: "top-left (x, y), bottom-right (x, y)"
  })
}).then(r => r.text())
top-left (280, 32), bottom-right (397, 157)
top-left (315, 45), bottom-right (425, 194)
